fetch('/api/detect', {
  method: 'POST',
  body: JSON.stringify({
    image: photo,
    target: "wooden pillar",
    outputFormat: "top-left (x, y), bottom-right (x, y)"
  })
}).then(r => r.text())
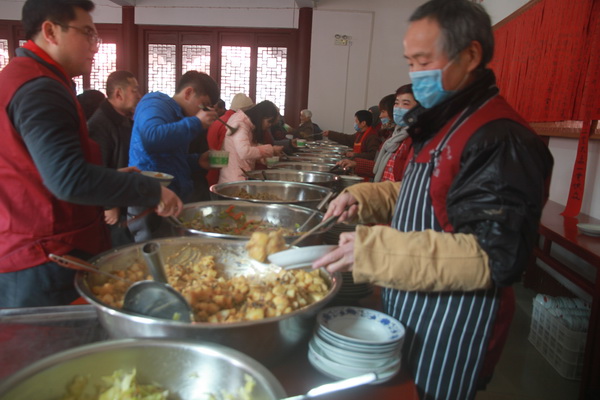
top-left (295, 7), bottom-right (313, 124)
top-left (120, 6), bottom-right (138, 76)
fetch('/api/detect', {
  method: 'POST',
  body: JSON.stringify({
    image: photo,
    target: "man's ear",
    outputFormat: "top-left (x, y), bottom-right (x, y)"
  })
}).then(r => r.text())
top-left (463, 40), bottom-right (483, 73)
top-left (183, 86), bottom-right (195, 101)
top-left (114, 86), bottom-right (124, 102)
top-left (40, 20), bottom-right (60, 46)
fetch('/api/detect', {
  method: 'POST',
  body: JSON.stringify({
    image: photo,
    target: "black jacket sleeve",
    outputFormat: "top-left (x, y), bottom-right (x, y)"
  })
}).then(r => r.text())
top-left (446, 119), bottom-right (553, 287)
top-left (9, 77), bottom-right (161, 208)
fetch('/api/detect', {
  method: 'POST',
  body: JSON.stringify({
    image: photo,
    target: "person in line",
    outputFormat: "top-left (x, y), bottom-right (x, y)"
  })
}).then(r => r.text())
top-left (87, 70), bottom-right (141, 247)
top-left (338, 85), bottom-right (417, 182)
top-left (287, 109), bottom-right (319, 140)
top-left (188, 99), bottom-right (228, 202)
top-left (0, 0), bottom-right (182, 308)
top-left (323, 110), bottom-right (379, 160)
top-left (128, 70), bottom-right (219, 242)
top-left (77, 89), bottom-right (105, 120)
top-left (218, 100), bottom-right (284, 183)
top-left (313, 1), bottom-right (554, 398)
top-left (206, 93), bottom-right (254, 187)
top-left (213, 99), bottom-right (227, 117)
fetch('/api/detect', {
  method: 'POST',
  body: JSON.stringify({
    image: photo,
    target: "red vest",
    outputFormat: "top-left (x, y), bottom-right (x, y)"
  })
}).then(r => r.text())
top-left (0, 56), bottom-right (109, 273)
top-left (408, 95), bottom-right (531, 232)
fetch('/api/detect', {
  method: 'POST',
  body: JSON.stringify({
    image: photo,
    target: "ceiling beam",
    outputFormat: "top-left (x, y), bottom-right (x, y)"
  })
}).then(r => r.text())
top-left (108, 0), bottom-right (136, 6)
top-left (295, 0), bottom-right (317, 8)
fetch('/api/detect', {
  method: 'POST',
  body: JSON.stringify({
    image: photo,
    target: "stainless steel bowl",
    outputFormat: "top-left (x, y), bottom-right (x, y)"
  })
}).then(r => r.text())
top-left (297, 149), bottom-right (345, 157)
top-left (290, 155), bottom-right (341, 164)
top-left (74, 237), bottom-right (341, 365)
top-left (0, 338), bottom-right (286, 400)
top-left (210, 180), bottom-right (333, 209)
top-left (339, 174), bottom-right (365, 188)
top-left (171, 200), bottom-right (326, 245)
top-left (271, 162), bottom-right (336, 173)
top-left (244, 169), bottom-right (339, 188)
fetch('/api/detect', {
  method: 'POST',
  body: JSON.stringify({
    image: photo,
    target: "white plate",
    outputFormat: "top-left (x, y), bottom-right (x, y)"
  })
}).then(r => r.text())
top-left (308, 347), bottom-right (401, 384)
top-left (267, 245), bottom-right (337, 269)
top-left (317, 306), bottom-right (405, 345)
top-left (316, 328), bottom-right (401, 353)
top-left (577, 223), bottom-right (600, 236)
top-left (311, 336), bottom-right (399, 364)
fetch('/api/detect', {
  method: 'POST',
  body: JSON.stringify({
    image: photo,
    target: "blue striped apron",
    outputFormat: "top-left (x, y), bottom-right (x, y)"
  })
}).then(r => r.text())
top-left (383, 114), bottom-right (501, 400)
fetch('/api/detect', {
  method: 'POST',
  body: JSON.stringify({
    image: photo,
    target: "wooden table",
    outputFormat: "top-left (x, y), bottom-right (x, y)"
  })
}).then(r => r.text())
top-left (527, 200), bottom-right (600, 399)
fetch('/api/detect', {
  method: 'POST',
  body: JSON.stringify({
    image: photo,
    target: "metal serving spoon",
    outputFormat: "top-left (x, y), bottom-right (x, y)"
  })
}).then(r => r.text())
top-left (122, 242), bottom-right (194, 322)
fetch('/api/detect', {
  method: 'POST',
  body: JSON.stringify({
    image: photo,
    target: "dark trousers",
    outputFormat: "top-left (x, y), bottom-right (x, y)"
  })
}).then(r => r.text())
top-left (0, 255), bottom-right (88, 308)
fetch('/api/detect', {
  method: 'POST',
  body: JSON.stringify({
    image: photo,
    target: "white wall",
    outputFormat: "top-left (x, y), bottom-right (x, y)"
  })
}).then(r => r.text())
top-left (1, 0), bottom-right (598, 218)
top-left (308, 0), bottom-right (423, 133)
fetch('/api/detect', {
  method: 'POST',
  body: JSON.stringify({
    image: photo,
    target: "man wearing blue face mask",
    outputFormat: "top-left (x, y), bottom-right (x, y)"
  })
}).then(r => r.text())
top-left (313, 0), bottom-right (554, 399)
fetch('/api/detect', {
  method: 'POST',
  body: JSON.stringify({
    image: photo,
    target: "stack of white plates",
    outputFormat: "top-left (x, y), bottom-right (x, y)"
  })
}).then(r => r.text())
top-left (308, 306), bottom-right (405, 383)
top-left (335, 272), bottom-right (374, 302)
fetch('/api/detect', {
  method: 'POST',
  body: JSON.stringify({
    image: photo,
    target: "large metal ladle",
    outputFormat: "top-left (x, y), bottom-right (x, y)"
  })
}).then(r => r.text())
top-left (122, 242), bottom-right (194, 322)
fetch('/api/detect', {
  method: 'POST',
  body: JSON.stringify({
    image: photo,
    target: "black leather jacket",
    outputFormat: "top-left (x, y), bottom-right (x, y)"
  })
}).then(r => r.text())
top-left (405, 69), bottom-right (554, 287)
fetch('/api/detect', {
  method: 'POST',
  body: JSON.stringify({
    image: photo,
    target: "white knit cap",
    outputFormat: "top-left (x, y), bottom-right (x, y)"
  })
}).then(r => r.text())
top-left (230, 93), bottom-right (254, 111)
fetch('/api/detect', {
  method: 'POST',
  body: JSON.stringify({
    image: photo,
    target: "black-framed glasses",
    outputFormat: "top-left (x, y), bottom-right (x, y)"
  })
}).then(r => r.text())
top-left (59, 24), bottom-right (102, 47)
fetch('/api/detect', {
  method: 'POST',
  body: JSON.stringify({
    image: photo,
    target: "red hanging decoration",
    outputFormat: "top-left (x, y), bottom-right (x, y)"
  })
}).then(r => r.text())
top-left (561, 121), bottom-right (592, 218)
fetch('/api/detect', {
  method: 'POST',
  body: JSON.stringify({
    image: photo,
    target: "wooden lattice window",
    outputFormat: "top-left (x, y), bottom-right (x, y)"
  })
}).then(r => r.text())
top-left (0, 39), bottom-right (9, 71)
top-left (256, 46), bottom-right (287, 115)
top-left (220, 46), bottom-right (251, 109)
top-left (147, 44), bottom-right (177, 95)
top-left (182, 44), bottom-right (211, 76)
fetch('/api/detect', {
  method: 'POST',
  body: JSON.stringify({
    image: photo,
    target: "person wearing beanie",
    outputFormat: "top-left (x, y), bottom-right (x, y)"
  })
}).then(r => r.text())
top-left (230, 92), bottom-right (254, 112)
top-left (206, 93), bottom-right (255, 186)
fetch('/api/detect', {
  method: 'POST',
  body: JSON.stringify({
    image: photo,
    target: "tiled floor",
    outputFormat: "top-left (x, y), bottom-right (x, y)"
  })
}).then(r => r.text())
top-left (475, 284), bottom-right (581, 400)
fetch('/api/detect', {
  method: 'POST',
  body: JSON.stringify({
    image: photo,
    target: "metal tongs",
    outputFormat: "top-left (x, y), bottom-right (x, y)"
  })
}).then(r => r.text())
top-left (296, 191), bottom-right (335, 232)
top-left (289, 214), bottom-right (339, 247)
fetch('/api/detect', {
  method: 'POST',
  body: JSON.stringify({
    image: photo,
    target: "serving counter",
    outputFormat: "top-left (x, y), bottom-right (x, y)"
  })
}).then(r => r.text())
top-left (0, 304), bottom-right (418, 399)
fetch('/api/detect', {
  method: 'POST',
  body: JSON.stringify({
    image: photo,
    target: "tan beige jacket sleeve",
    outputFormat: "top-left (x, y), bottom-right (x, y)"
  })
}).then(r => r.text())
top-left (344, 181), bottom-right (401, 224)
top-left (352, 226), bottom-right (492, 291)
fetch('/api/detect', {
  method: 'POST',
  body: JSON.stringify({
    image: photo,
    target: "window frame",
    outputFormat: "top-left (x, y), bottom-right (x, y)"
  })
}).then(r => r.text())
top-left (138, 25), bottom-right (299, 123)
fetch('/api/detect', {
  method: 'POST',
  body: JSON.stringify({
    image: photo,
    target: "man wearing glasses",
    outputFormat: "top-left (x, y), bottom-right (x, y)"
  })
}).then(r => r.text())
top-left (0, 0), bottom-right (183, 308)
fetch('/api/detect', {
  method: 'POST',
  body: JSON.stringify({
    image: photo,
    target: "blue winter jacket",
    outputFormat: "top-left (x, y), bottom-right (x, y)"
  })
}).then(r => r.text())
top-left (129, 92), bottom-right (204, 201)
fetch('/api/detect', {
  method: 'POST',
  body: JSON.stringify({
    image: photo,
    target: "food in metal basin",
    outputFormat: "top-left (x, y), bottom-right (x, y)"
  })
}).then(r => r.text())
top-left (61, 368), bottom-right (168, 400)
top-left (91, 245), bottom-right (329, 323)
top-left (246, 231), bottom-right (288, 262)
top-left (233, 188), bottom-right (282, 201)
top-left (181, 205), bottom-right (299, 236)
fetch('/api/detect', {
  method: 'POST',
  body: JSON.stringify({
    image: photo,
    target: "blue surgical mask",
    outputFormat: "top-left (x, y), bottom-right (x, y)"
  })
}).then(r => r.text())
top-left (409, 68), bottom-right (456, 109)
top-left (380, 117), bottom-right (390, 125)
top-left (393, 107), bottom-right (408, 126)
top-left (353, 123), bottom-right (360, 132)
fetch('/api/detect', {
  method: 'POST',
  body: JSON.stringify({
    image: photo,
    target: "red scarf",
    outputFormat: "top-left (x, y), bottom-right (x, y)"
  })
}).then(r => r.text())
top-left (353, 126), bottom-right (376, 153)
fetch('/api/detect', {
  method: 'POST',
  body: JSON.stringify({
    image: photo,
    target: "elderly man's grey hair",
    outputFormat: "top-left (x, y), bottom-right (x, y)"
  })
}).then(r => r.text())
top-left (300, 109), bottom-right (312, 119)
